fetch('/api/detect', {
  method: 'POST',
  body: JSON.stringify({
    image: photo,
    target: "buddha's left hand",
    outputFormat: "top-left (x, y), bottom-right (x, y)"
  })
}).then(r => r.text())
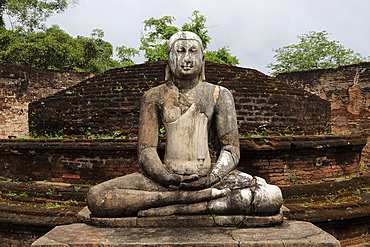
top-left (179, 173), bottom-right (219, 189)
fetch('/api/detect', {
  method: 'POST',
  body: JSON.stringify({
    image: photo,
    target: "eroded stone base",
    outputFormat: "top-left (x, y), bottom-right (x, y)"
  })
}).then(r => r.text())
top-left (77, 206), bottom-right (284, 228)
top-left (31, 221), bottom-right (340, 247)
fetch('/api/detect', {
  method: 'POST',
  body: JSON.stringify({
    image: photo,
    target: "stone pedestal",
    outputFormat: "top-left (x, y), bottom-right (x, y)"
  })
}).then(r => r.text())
top-left (76, 206), bottom-right (284, 228)
top-left (31, 221), bottom-right (340, 247)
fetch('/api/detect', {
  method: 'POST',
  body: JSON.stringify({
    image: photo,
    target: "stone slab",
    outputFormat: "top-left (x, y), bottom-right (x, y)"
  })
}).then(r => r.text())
top-left (77, 206), bottom-right (284, 228)
top-left (31, 221), bottom-right (340, 247)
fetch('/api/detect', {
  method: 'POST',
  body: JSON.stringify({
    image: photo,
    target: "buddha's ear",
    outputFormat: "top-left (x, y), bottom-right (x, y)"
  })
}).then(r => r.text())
top-left (165, 65), bottom-right (172, 81)
top-left (199, 54), bottom-right (206, 81)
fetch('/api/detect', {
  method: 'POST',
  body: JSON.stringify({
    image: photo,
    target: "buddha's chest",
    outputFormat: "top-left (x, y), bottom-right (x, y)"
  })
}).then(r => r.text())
top-left (161, 94), bottom-right (214, 124)
top-left (163, 103), bottom-right (211, 175)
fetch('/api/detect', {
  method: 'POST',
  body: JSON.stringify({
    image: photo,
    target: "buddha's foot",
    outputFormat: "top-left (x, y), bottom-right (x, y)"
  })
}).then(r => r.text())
top-left (211, 188), bottom-right (231, 199)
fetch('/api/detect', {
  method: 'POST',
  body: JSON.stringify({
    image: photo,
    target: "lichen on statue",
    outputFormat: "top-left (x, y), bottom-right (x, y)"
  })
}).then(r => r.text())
top-left (87, 31), bottom-right (283, 217)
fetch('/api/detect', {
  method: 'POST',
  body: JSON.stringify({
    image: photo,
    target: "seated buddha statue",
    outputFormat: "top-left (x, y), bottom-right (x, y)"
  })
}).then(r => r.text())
top-left (86, 31), bottom-right (283, 217)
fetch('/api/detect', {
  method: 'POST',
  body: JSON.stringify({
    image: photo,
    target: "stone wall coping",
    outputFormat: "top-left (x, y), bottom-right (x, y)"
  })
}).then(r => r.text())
top-left (0, 134), bottom-right (366, 152)
top-left (276, 61), bottom-right (370, 76)
top-left (242, 134), bottom-right (367, 151)
top-left (0, 138), bottom-right (138, 151)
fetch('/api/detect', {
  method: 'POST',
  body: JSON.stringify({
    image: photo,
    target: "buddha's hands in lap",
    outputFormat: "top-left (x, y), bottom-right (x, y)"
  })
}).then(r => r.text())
top-left (179, 173), bottom-right (218, 189)
top-left (164, 173), bottom-right (200, 186)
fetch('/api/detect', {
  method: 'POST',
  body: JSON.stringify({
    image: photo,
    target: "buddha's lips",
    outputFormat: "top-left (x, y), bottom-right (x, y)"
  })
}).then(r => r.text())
top-left (181, 65), bottom-right (193, 70)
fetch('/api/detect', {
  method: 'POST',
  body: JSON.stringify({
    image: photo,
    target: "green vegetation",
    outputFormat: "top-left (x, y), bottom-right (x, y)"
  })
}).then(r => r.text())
top-left (0, 26), bottom-right (121, 72)
top-left (0, 0), bottom-right (78, 31)
top-left (0, 2), bottom-right (243, 73)
top-left (23, 128), bottom-right (137, 140)
top-left (268, 30), bottom-right (369, 75)
top-left (116, 45), bottom-right (139, 67)
top-left (0, 179), bottom-right (87, 211)
top-left (289, 170), bottom-right (297, 184)
top-left (290, 186), bottom-right (370, 207)
top-left (239, 123), bottom-right (333, 139)
top-left (0, 9), bottom-right (238, 72)
top-left (139, 10), bottom-right (239, 65)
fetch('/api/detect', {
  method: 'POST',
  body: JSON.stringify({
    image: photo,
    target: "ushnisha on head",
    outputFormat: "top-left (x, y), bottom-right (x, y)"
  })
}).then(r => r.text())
top-left (165, 31), bottom-right (206, 81)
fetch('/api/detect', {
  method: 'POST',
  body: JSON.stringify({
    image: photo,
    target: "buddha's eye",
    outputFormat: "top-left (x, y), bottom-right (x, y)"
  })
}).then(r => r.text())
top-left (190, 47), bottom-right (198, 52)
top-left (177, 47), bottom-right (186, 52)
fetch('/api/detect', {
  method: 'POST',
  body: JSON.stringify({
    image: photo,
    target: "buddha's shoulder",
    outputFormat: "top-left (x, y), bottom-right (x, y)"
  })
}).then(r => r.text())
top-left (201, 82), bottom-right (233, 99)
top-left (141, 82), bottom-right (176, 103)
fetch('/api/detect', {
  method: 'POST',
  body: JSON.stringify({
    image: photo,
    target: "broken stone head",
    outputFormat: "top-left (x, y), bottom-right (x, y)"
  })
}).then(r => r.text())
top-left (87, 31), bottom-right (283, 217)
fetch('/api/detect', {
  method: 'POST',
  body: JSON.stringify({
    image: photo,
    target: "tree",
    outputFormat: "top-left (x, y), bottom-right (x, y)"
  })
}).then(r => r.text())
top-left (205, 47), bottom-right (239, 66)
top-left (180, 10), bottom-right (210, 50)
top-left (116, 45), bottom-right (139, 66)
top-left (139, 10), bottom-right (239, 66)
top-left (0, 25), bottom-right (120, 72)
top-left (1, 0), bottom-right (78, 31)
top-left (267, 31), bottom-right (368, 75)
top-left (139, 15), bottom-right (178, 63)
top-left (78, 28), bottom-right (121, 72)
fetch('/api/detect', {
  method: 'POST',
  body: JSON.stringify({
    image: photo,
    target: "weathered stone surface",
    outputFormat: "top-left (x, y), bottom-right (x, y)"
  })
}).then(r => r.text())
top-left (31, 236), bottom-right (69, 247)
top-left (233, 221), bottom-right (340, 247)
top-left (213, 215), bottom-right (245, 226)
top-left (137, 215), bottom-right (217, 228)
top-left (276, 63), bottom-right (370, 164)
top-left (77, 206), bottom-right (284, 228)
top-left (31, 221), bottom-right (340, 247)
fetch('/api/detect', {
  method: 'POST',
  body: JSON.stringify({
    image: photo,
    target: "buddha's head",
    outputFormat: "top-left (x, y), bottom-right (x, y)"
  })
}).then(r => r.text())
top-left (166, 31), bottom-right (205, 81)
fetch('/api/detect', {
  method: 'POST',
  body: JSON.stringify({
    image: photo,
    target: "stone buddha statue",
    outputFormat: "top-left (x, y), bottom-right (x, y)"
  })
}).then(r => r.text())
top-left (87, 31), bottom-right (283, 217)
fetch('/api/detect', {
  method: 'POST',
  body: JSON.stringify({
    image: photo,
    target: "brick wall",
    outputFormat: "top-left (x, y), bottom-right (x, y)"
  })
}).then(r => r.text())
top-left (0, 135), bottom-right (366, 185)
top-left (29, 61), bottom-right (331, 137)
top-left (276, 62), bottom-right (370, 164)
top-left (0, 64), bottom-right (91, 139)
top-left (0, 224), bottom-right (50, 247)
top-left (240, 135), bottom-right (366, 184)
top-left (0, 139), bottom-right (139, 184)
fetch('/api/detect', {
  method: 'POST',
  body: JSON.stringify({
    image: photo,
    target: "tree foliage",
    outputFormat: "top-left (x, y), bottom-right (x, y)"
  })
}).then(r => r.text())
top-left (180, 10), bottom-right (210, 50)
top-left (139, 15), bottom-right (178, 63)
top-left (205, 47), bottom-right (239, 66)
top-left (267, 30), bottom-right (368, 75)
top-left (139, 10), bottom-right (239, 66)
top-left (0, 8), bottom-right (239, 72)
top-left (0, 25), bottom-right (120, 72)
top-left (1, 0), bottom-right (78, 31)
top-left (116, 45), bottom-right (139, 66)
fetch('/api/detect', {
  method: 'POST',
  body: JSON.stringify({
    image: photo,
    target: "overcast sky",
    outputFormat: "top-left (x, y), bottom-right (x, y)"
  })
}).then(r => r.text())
top-left (34, 0), bottom-right (370, 74)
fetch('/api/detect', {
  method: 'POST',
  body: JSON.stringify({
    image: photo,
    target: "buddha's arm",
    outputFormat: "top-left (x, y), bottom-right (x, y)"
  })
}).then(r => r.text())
top-left (138, 92), bottom-right (197, 186)
top-left (208, 87), bottom-right (240, 185)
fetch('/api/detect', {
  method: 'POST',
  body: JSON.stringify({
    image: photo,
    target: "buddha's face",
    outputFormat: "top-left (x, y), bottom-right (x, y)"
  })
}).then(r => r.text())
top-left (168, 39), bottom-right (204, 80)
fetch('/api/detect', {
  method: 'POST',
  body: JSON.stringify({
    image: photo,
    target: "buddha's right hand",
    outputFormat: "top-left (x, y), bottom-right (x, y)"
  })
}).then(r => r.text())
top-left (164, 173), bottom-right (199, 186)
top-left (179, 174), bottom-right (200, 182)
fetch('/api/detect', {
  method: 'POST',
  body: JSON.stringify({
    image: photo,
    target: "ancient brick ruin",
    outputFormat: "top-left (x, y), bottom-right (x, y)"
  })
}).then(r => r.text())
top-left (1, 61), bottom-right (370, 246)
top-left (28, 61), bottom-right (331, 137)
top-left (277, 62), bottom-right (370, 164)
top-left (0, 135), bottom-right (365, 185)
top-left (0, 64), bottom-right (91, 138)
top-left (0, 61), bottom-right (365, 185)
